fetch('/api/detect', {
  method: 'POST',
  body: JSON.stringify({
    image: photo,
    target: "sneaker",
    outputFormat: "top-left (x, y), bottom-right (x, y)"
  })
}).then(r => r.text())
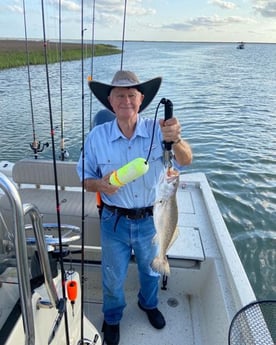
top-left (138, 301), bottom-right (166, 329)
top-left (102, 320), bottom-right (120, 345)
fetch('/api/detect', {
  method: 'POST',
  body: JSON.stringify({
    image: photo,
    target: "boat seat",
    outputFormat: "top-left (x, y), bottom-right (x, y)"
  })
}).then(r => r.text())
top-left (0, 159), bottom-right (101, 247)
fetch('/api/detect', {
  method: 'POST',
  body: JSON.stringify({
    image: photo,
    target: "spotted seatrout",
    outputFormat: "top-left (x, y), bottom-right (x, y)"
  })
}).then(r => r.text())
top-left (151, 168), bottom-right (180, 275)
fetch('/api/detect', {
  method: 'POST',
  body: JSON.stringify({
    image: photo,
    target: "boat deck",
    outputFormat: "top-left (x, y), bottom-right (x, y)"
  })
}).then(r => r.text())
top-left (82, 263), bottom-right (203, 345)
top-left (0, 164), bottom-right (258, 345)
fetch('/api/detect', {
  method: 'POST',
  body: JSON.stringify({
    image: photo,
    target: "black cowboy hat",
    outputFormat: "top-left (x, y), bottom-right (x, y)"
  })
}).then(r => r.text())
top-left (88, 70), bottom-right (162, 113)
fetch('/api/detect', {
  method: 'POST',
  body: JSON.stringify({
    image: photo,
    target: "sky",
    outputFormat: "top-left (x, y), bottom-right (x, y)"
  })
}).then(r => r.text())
top-left (0, 0), bottom-right (276, 43)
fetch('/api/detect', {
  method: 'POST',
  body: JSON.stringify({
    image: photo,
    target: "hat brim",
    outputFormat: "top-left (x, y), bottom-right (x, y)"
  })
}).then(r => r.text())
top-left (88, 77), bottom-right (162, 113)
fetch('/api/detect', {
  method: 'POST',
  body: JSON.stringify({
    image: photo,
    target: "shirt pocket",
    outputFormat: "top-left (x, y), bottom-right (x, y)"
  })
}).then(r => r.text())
top-left (97, 158), bottom-right (122, 178)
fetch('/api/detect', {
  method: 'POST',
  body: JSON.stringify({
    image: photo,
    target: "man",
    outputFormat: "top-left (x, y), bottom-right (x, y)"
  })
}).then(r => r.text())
top-left (77, 70), bottom-right (192, 345)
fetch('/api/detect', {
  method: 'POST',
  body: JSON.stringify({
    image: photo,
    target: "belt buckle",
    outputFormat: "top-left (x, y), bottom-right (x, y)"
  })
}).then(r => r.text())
top-left (126, 208), bottom-right (143, 220)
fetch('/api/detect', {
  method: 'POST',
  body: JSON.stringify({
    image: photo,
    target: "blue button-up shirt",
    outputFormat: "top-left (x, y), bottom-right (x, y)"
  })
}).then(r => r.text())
top-left (77, 115), bottom-right (184, 208)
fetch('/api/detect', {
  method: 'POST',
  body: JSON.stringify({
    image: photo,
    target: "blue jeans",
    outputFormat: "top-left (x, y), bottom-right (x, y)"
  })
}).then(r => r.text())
top-left (100, 207), bottom-right (160, 325)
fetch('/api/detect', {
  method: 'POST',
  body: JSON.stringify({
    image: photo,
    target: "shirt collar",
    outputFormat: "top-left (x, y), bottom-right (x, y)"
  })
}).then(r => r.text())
top-left (110, 115), bottom-right (150, 142)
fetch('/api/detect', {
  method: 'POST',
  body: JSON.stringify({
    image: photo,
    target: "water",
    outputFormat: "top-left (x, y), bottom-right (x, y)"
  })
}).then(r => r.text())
top-left (0, 41), bottom-right (275, 300)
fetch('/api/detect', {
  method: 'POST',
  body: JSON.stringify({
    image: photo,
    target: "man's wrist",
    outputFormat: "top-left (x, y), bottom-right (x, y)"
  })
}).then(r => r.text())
top-left (172, 138), bottom-right (181, 146)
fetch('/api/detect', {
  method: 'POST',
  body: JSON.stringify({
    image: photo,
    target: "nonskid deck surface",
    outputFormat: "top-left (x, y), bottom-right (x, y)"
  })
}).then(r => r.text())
top-left (82, 264), bottom-right (197, 345)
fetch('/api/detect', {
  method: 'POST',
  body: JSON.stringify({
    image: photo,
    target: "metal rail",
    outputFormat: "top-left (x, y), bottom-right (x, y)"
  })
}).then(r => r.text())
top-left (0, 172), bottom-right (35, 345)
top-left (0, 173), bottom-right (61, 344)
top-left (24, 203), bottom-right (59, 308)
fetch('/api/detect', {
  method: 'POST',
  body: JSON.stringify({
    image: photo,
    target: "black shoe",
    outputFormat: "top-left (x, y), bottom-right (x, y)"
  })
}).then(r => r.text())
top-left (102, 321), bottom-right (120, 345)
top-left (138, 301), bottom-right (166, 329)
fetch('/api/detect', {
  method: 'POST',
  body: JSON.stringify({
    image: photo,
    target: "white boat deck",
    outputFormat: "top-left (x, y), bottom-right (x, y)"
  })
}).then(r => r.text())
top-left (70, 172), bottom-right (255, 345)
top-left (82, 264), bottom-right (201, 345)
top-left (0, 161), bottom-right (258, 345)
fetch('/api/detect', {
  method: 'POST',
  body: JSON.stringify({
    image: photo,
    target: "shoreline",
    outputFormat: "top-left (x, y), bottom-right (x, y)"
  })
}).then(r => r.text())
top-left (0, 39), bottom-right (111, 53)
top-left (0, 40), bottom-right (121, 70)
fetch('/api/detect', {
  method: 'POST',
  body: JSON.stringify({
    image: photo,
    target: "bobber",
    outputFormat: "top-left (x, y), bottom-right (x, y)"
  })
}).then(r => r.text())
top-left (67, 280), bottom-right (78, 302)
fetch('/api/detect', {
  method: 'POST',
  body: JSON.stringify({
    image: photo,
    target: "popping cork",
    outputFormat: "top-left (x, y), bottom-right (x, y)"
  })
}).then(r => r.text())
top-left (109, 158), bottom-right (149, 187)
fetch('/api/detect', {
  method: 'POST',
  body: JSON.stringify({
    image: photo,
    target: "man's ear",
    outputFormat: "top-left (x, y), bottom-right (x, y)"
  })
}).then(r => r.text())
top-left (140, 93), bottom-right (145, 105)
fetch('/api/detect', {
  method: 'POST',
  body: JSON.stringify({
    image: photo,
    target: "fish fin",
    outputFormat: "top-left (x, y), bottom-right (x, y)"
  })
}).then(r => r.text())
top-left (151, 256), bottom-right (170, 276)
top-left (167, 226), bottom-right (179, 251)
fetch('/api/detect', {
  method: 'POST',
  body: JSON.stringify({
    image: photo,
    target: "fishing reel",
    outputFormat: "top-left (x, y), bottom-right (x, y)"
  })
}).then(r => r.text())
top-left (59, 149), bottom-right (69, 161)
top-left (30, 140), bottom-right (49, 159)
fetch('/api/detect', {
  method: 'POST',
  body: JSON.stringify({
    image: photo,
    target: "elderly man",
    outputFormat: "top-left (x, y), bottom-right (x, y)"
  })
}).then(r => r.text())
top-left (77, 70), bottom-right (192, 345)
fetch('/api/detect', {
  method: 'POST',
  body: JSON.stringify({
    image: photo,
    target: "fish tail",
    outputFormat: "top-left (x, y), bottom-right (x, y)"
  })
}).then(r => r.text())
top-left (151, 256), bottom-right (170, 276)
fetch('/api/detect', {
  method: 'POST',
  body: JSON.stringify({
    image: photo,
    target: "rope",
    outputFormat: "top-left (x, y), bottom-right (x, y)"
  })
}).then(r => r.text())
top-left (40, 0), bottom-right (70, 343)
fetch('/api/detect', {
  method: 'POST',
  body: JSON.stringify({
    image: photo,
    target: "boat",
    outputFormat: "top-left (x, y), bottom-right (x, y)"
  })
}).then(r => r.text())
top-left (236, 42), bottom-right (245, 49)
top-left (1, 2), bottom-right (275, 344)
top-left (1, 157), bottom-right (275, 345)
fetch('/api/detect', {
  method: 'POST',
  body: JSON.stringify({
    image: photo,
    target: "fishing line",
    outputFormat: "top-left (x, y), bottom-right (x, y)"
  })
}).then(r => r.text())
top-left (145, 99), bottom-right (164, 163)
top-left (40, 0), bottom-right (70, 343)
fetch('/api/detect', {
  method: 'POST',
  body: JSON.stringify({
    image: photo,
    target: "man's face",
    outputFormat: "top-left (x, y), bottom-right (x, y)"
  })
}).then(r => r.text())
top-left (108, 87), bottom-right (144, 119)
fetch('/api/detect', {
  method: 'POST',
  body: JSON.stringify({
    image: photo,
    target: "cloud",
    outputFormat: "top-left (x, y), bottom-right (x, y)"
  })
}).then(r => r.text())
top-left (162, 15), bottom-right (255, 31)
top-left (61, 0), bottom-right (80, 12)
top-left (253, 0), bottom-right (276, 17)
top-left (88, 0), bottom-right (156, 29)
top-left (209, 0), bottom-right (237, 10)
top-left (94, 0), bottom-right (155, 17)
top-left (7, 5), bottom-right (23, 13)
top-left (48, 0), bottom-right (80, 12)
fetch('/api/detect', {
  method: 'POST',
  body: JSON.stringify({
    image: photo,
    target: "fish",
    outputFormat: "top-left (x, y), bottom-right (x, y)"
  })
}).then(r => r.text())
top-left (151, 167), bottom-right (180, 275)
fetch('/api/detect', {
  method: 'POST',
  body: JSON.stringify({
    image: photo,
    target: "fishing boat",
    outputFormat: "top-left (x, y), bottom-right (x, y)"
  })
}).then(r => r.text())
top-left (236, 42), bottom-right (245, 49)
top-left (1, 157), bottom-right (275, 345)
top-left (1, 1), bottom-right (275, 345)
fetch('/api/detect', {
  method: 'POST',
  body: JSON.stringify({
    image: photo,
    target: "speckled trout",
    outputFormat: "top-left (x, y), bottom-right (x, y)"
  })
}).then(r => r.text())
top-left (152, 168), bottom-right (179, 275)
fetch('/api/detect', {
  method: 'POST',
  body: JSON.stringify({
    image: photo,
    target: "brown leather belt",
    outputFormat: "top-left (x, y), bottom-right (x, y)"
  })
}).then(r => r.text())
top-left (103, 203), bottom-right (153, 220)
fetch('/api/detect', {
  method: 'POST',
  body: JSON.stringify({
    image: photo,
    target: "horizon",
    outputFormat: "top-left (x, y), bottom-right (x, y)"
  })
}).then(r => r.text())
top-left (0, 37), bottom-right (275, 45)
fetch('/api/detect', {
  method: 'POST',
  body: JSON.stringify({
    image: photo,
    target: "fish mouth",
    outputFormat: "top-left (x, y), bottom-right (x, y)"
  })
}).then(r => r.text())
top-left (166, 167), bottom-right (179, 181)
top-left (162, 167), bottom-right (179, 185)
top-left (167, 167), bottom-right (179, 177)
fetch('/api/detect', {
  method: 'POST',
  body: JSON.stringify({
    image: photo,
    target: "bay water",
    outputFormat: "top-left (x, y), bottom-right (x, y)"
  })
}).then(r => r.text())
top-left (0, 41), bottom-right (275, 300)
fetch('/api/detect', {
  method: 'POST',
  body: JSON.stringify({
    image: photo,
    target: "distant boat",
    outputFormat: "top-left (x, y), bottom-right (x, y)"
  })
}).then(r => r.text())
top-left (237, 41), bottom-right (245, 49)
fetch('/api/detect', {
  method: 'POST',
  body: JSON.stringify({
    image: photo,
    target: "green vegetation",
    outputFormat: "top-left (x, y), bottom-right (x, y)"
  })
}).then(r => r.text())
top-left (0, 41), bottom-right (121, 70)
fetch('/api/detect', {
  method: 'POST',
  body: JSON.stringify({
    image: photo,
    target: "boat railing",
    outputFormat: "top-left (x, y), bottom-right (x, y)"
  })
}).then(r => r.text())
top-left (0, 173), bottom-right (63, 345)
top-left (23, 203), bottom-right (59, 308)
top-left (0, 172), bottom-right (35, 345)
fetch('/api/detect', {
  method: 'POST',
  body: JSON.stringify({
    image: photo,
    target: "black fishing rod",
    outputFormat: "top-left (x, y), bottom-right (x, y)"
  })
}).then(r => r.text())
top-left (120, 0), bottom-right (128, 70)
top-left (89, 0), bottom-right (96, 131)
top-left (23, 0), bottom-right (49, 159)
top-left (58, 0), bottom-right (66, 161)
top-left (40, 0), bottom-right (70, 343)
top-left (80, 0), bottom-right (86, 342)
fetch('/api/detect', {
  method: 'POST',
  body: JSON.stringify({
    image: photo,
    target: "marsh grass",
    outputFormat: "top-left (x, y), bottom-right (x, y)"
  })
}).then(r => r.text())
top-left (0, 41), bottom-right (121, 70)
